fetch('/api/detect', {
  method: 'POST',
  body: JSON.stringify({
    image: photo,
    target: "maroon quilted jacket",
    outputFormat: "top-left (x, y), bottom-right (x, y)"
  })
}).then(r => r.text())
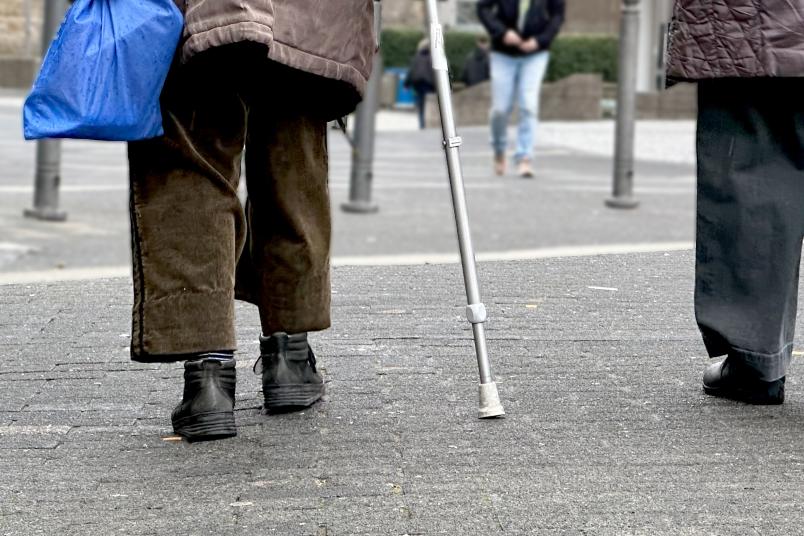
top-left (666, 0), bottom-right (804, 81)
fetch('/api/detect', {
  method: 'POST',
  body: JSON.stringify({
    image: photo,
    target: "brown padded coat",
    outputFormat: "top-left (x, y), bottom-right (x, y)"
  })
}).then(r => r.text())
top-left (174, 0), bottom-right (376, 116)
top-left (667, 0), bottom-right (804, 80)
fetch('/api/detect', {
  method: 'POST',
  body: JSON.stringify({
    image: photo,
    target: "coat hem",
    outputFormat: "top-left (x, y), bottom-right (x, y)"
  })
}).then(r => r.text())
top-left (181, 22), bottom-right (274, 64)
top-left (267, 39), bottom-right (369, 98)
top-left (180, 23), bottom-right (369, 99)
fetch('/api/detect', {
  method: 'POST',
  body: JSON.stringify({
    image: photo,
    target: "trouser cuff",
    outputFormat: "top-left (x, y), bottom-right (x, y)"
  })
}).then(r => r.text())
top-left (710, 342), bottom-right (794, 382)
top-left (131, 289), bottom-right (237, 362)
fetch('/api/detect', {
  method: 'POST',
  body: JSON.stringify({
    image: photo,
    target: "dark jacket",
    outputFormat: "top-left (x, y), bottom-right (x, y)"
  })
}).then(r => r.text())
top-left (173, 0), bottom-right (376, 118)
top-left (404, 48), bottom-right (435, 92)
top-left (667, 0), bottom-right (804, 81)
top-left (462, 47), bottom-right (490, 86)
top-left (477, 0), bottom-right (565, 56)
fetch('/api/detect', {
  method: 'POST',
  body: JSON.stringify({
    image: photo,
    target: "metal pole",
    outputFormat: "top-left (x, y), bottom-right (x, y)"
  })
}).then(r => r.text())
top-left (424, 0), bottom-right (504, 419)
top-left (655, 0), bottom-right (675, 90)
top-left (24, 0), bottom-right (68, 222)
top-left (606, 0), bottom-right (641, 210)
top-left (341, 1), bottom-right (383, 214)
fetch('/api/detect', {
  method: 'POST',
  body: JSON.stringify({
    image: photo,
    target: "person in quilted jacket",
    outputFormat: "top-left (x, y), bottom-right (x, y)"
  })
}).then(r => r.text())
top-left (667, 0), bottom-right (804, 404)
top-left (127, 1), bottom-right (376, 441)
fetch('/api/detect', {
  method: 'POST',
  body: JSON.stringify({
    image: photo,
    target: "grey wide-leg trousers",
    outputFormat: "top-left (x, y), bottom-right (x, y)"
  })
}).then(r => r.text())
top-left (696, 79), bottom-right (804, 381)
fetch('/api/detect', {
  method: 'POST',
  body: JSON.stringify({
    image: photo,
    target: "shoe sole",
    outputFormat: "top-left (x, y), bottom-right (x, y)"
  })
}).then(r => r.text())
top-left (702, 384), bottom-right (784, 405)
top-left (172, 411), bottom-right (237, 442)
top-left (263, 383), bottom-right (325, 413)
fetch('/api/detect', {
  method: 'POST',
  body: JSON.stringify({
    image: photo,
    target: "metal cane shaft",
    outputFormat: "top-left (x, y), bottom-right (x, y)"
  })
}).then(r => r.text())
top-left (440, 120), bottom-right (480, 305)
top-left (435, 79), bottom-right (493, 385)
top-left (424, 0), bottom-right (503, 418)
top-left (425, 0), bottom-right (493, 385)
top-left (471, 325), bottom-right (493, 385)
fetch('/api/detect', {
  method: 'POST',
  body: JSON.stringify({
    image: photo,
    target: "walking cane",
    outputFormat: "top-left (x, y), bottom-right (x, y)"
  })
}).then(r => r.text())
top-left (423, 0), bottom-right (505, 419)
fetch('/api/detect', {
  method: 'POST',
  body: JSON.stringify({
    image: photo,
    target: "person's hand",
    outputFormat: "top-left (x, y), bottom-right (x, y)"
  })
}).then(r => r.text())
top-left (503, 30), bottom-right (523, 47)
top-left (519, 38), bottom-right (539, 53)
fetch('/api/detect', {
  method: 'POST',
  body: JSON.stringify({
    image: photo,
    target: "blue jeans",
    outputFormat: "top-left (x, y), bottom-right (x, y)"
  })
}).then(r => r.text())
top-left (490, 51), bottom-right (550, 162)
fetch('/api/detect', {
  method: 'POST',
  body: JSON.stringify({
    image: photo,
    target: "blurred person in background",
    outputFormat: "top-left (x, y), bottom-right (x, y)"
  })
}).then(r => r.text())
top-left (462, 34), bottom-right (491, 88)
top-left (477, 0), bottom-right (565, 178)
top-left (127, 1), bottom-right (375, 441)
top-left (404, 39), bottom-right (436, 130)
top-left (667, 0), bottom-right (804, 404)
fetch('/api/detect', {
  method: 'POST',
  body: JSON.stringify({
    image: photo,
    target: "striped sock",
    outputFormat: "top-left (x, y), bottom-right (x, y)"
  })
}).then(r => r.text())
top-left (191, 351), bottom-right (235, 362)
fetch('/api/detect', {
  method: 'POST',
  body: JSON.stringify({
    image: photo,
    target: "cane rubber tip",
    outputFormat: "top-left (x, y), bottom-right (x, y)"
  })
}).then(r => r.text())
top-left (478, 382), bottom-right (505, 419)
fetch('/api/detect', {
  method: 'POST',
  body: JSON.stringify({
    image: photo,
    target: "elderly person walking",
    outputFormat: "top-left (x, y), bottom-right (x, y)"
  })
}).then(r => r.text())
top-left (128, 1), bottom-right (376, 440)
top-left (477, 0), bottom-right (565, 178)
top-left (667, 0), bottom-right (804, 404)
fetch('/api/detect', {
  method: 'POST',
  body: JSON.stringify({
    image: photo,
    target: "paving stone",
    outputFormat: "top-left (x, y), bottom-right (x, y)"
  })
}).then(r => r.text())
top-left (1, 253), bottom-right (803, 533)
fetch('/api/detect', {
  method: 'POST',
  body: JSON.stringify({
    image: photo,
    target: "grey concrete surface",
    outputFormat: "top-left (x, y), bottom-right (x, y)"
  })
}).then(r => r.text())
top-left (2, 252), bottom-right (804, 535)
top-left (0, 97), bottom-right (696, 275)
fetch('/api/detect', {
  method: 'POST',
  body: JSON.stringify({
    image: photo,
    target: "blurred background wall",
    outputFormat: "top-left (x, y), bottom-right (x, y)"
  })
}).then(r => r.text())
top-left (381, 0), bottom-right (687, 121)
top-left (383, 0), bottom-right (622, 35)
top-left (0, 0), bottom-right (684, 116)
top-left (0, 0), bottom-right (43, 56)
top-left (0, 0), bottom-right (43, 88)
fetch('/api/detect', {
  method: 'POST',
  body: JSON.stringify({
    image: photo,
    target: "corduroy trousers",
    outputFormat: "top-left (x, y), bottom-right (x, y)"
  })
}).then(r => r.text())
top-left (127, 45), bottom-right (331, 362)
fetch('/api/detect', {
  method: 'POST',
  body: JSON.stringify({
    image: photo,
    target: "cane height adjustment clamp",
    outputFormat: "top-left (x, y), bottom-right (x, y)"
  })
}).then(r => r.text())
top-left (444, 136), bottom-right (463, 149)
top-left (465, 303), bottom-right (487, 324)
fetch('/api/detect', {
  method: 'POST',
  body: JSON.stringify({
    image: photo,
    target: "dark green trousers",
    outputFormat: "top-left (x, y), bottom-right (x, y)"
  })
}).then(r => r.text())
top-left (127, 46), bottom-right (331, 362)
top-left (696, 79), bottom-right (804, 381)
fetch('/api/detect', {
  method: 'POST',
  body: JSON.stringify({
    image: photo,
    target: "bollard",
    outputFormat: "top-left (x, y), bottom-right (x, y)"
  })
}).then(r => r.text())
top-left (24, 139), bottom-right (66, 222)
top-left (341, 52), bottom-right (383, 214)
top-left (606, 0), bottom-right (641, 210)
top-left (24, 0), bottom-right (69, 222)
top-left (341, 0), bottom-right (383, 214)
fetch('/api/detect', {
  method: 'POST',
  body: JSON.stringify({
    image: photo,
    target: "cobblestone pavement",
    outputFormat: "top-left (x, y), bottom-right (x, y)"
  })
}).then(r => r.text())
top-left (2, 252), bottom-right (804, 534)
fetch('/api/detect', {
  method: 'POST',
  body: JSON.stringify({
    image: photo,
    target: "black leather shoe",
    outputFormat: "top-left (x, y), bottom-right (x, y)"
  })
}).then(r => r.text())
top-left (172, 359), bottom-right (237, 441)
top-left (255, 332), bottom-right (325, 412)
top-left (702, 359), bottom-right (785, 405)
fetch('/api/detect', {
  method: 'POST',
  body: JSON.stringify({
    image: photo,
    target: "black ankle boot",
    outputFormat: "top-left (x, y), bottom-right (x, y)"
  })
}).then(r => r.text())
top-left (255, 332), bottom-right (324, 412)
top-left (703, 359), bottom-right (785, 405)
top-left (172, 358), bottom-right (237, 441)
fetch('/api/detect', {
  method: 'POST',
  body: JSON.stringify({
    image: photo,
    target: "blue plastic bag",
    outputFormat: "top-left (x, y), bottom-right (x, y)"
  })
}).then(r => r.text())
top-left (23, 0), bottom-right (184, 141)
